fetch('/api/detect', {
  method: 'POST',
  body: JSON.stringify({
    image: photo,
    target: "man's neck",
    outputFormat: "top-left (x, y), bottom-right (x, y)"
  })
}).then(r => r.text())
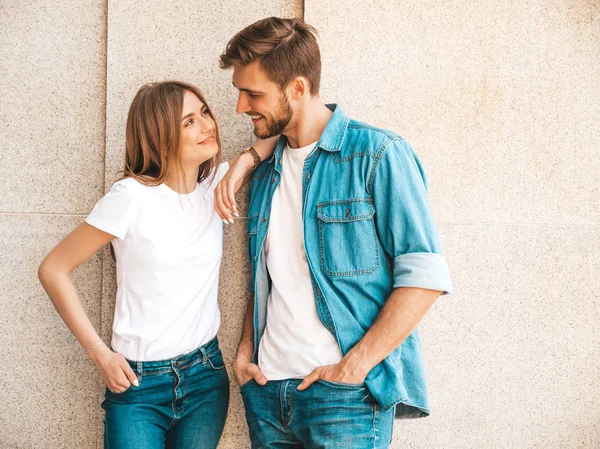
top-left (284, 99), bottom-right (333, 149)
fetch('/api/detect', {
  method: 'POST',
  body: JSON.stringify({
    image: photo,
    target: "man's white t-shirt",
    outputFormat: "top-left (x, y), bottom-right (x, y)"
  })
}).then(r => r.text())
top-left (258, 142), bottom-right (343, 379)
top-left (85, 163), bottom-right (229, 361)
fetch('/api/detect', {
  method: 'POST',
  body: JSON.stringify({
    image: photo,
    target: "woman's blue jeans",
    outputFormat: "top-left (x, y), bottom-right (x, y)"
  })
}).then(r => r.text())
top-left (102, 337), bottom-right (230, 449)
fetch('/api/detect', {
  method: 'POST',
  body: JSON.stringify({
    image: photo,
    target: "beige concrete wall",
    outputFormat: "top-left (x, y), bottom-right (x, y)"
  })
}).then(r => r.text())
top-left (306, 0), bottom-right (600, 447)
top-left (0, 1), bottom-right (107, 447)
top-left (2, 1), bottom-right (598, 448)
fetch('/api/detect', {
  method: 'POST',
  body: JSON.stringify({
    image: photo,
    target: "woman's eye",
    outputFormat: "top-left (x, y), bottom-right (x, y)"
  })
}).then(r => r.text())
top-left (185, 119), bottom-right (194, 127)
top-left (201, 109), bottom-right (209, 116)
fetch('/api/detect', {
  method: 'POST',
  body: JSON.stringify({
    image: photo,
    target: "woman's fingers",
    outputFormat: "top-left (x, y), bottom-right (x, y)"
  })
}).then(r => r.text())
top-left (120, 360), bottom-right (139, 387)
top-left (214, 187), bottom-right (233, 223)
top-left (221, 180), bottom-right (235, 217)
top-left (214, 187), bottom-right (224, 219)
top-left (227, 179), bottom-right (239, 216)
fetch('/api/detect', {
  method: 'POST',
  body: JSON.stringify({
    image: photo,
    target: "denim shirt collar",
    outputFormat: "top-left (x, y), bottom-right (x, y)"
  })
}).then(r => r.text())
top-left (268, 104), bottom-right (349, 164)
top-left (316, 104), bottom-right (349, 153)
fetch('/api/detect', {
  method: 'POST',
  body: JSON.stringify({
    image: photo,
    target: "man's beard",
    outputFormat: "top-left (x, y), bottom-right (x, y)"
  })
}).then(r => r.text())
top-left (253, 93), bottom-right (293, 139)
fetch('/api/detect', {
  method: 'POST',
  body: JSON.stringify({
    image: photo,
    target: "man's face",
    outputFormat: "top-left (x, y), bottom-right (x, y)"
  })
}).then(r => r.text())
top-left (232, 61), bottom-right (293, 139)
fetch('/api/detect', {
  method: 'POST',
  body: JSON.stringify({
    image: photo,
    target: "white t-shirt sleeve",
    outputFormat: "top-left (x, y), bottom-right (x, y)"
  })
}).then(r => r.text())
top-left (199, 161), bottom-right (230, 191)
top-left (85, 179), bottom-right (136, 240)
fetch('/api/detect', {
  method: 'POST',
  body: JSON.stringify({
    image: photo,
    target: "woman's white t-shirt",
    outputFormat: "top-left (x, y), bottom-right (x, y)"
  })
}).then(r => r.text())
top-left (85, 163), bottom-right (229, 361)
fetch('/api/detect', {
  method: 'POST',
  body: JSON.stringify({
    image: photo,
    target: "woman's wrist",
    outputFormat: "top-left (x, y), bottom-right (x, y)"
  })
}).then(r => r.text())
top-left (87, 341), bottom-right (110, 364)
top-left (252, 135), bottom-right (279, 161)
top-left (237, 151), bottom-right (256, 169)
top-left (240, 145), bottom-right (261, 170)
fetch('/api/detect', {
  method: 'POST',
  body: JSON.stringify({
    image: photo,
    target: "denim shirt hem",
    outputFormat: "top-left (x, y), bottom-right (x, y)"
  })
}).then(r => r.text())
top-left (389, 399), bottom-right (430, 419)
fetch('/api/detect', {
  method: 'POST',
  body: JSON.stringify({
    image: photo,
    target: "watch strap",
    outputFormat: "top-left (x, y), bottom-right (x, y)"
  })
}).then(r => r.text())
top-left (241, 145), bottom-right (262, 170)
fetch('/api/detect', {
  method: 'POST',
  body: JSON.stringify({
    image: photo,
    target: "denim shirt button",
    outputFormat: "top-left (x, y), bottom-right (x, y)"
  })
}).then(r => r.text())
top-left (261, 217), bottom-right (266, 223)
top-left (271, 178), bottom-right (275, 183)
top-left (254, 256), bottom-right (257, 261)
top-left (307, 173), bottom-right (311, 179)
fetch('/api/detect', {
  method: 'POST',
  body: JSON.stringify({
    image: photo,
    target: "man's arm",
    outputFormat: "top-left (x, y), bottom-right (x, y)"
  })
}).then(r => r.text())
top-left (298, 287), bottom-right (440, 388)
top-left (299, 137), bottom-right (452, 389)
top-left (232, 294), bottom-right (267, 386)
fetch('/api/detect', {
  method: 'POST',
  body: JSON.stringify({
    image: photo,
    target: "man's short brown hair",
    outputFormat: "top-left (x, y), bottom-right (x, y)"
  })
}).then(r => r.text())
top-left (219, 17), bottom-right (321, 96)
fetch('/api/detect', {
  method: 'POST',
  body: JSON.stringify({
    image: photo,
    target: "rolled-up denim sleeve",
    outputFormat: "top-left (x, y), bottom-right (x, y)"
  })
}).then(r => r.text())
top-left (371, 138), bottom-right (453, 294)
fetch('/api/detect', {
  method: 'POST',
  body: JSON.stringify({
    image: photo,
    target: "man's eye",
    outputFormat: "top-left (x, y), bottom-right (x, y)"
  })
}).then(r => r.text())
top-left (248, 93), bottom-right (259, 98)
top-left (201, 109), bottom-right (209, 116)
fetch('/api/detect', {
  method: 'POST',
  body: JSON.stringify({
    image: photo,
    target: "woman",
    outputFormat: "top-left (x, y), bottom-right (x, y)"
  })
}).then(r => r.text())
top-left (38, 81), bottom-right (276, 448)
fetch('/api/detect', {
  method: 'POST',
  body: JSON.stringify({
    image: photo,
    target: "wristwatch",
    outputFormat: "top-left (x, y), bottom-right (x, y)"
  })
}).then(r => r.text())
top-left (240, 145), bottom-right (262, 170)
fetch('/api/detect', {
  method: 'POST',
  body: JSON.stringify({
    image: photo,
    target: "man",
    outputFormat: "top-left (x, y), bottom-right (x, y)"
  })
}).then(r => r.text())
top-left (216, 16), bottom-right (453, 448)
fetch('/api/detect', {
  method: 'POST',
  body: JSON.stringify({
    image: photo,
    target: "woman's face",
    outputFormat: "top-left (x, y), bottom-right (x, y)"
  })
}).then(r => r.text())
top-left (179, 90), bottom-right (218, 167)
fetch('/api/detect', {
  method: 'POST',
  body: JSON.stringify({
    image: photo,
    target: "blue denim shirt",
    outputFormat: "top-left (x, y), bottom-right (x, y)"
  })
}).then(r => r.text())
top-left (247, 104), bottom-right (453, 418)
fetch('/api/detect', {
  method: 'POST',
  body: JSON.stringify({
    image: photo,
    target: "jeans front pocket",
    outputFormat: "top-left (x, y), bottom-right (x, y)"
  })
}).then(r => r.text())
top-left (207, 348), bottom-right (226, 371)
top-left (106, 385), bottom-right (132, 396)
top-left (316, 379), bottom-right (367, 390)
top-left (317, 198), bottom-right (379, 277)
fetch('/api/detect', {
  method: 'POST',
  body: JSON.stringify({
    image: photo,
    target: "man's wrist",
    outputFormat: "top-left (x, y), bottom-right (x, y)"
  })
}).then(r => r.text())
top-left (340, 348), bottom-right (375, 380)
top-left (235, 342), bottom-right (254, 364)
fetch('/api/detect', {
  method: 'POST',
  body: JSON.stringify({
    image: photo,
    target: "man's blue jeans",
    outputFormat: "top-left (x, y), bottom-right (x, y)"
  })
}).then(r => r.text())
top-left (101, 337), bottom-right (229, 449)
top-left (240, 379), bottom-right (394, 448)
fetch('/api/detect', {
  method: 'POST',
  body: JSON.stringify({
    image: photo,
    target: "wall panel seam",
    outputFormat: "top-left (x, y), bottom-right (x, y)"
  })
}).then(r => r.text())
top-left (97, 0), bottom-right (109, 447)
top-left (0, 212), bottom-right (597, 228)
top-left (0, 212), bottom-right (88, 217)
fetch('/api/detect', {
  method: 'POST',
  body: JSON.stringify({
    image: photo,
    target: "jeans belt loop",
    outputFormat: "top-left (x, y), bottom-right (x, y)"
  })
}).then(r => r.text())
top-left (200, 347), bottom-right (208, 366)
top-left (137, 361), bottom-right (143, 382)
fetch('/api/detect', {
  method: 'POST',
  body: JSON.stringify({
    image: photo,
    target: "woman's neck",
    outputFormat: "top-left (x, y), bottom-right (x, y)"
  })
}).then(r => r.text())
top-left (164, 165), bottom-right (200, 194)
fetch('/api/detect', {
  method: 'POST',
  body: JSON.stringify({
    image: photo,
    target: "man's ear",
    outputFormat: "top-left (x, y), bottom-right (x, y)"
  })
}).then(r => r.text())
top-left (290, 77), bottom-right (310, 100)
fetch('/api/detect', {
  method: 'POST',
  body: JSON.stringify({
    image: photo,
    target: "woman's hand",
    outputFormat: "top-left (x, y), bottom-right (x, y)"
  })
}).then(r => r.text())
top-left (214, 153), bottom-right (254, 222)
top-left (215, 136), bottom-right (279, 222)
top-left (88, 343), bottom-right (139, 393)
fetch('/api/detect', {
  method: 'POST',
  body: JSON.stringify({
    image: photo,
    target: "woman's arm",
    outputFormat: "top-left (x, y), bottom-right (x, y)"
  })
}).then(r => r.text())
top-left (252, 135), bottom-right (279, 161)
top-left (214, 136), bottom-right (279, 221)
top-left (38, 222), bottom-right (139, 393)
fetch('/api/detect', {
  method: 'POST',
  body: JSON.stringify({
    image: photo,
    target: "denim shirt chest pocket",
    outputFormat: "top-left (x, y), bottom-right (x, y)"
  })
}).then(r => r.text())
top-left (316, 198), bottom-right (379, 277)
